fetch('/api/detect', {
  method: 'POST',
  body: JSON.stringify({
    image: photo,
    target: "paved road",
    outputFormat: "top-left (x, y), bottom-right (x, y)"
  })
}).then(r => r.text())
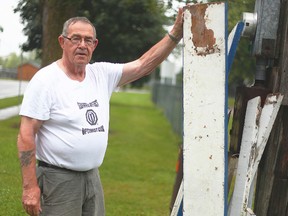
top-left (0, 80), bottom-right (29, 99)
top-left (0, 80), bottom-right (29, 120)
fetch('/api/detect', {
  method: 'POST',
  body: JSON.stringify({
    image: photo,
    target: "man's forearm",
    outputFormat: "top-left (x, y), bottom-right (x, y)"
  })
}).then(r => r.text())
top-left (139, 34), bottom-right (178, 72)
top-left (17, 136), bottom-right (38, 189)
top-left (18, 116), bottom-right (43, 215)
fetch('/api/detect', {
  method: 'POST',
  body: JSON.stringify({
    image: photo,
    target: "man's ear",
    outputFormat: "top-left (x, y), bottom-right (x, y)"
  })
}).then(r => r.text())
top-left (93, 39), bottom-right (99, 51)
top-left (58, 35), bottom-right (65, 49)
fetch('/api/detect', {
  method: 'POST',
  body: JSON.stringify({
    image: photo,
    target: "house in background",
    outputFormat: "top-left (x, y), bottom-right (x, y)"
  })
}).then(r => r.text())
top-left (160, 58), bottom-right (182, 85)
top-left (17, 62), bottom-right (40, 81)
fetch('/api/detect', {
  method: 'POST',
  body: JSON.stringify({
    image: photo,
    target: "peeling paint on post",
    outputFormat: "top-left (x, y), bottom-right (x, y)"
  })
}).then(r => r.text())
top-left (228, 97), bottom-right (261, 216)
top-left (183, 2), bottom-right (227, 216)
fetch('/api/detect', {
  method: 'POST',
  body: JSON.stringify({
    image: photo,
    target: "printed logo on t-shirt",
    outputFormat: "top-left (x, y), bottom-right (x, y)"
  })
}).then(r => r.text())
top-left (86, 109), bottom-right (98, 125)
top-left (77, 99), bottom-right (105, 135)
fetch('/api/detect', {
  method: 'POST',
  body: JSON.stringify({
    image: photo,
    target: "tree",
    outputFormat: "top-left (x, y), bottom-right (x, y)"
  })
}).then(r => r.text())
top-left (0, 52), bottom-right (36, 69)
top-left (14, 0), bottom-right (43, 58)
top-left (15, 0), bottom-right (169, 87)
top-left (3, 53), bottom-right (22, 68)
top-left (15, 0), bottom-right (256, 88)
top-left (89, 0), bottom-right (168, 63)
top-left (41, 0), bottom-right (82, 66)
top-left (14, 0), bottom-right (82, 66)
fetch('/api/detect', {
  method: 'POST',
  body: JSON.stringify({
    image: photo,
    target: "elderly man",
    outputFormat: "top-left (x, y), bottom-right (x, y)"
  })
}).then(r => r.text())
top-left (17, 8), bottom-right (183, 216)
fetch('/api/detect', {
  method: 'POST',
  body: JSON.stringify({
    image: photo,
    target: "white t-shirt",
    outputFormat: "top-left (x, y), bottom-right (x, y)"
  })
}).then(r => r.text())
top-left (20, 61), bottom-right (123, 171)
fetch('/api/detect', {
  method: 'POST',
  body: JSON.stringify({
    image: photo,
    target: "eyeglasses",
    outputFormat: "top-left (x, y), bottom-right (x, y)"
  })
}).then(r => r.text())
top-left (62, 35), bottom-right (96, 47)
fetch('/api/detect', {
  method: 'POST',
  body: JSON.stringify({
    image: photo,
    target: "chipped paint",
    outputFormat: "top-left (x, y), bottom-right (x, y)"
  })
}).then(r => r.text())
top-left (229, 97), bottom-right (261, 216)
top-left (185, 3), bottom-right (221, 56)
top-left (265, 93), bottom-right (282, 105)
top-left (229, 94), bottom-right (283, 216)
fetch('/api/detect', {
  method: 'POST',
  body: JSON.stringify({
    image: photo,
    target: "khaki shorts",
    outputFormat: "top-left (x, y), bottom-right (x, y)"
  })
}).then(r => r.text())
top-left (37, 166), bottom-right (105, 216)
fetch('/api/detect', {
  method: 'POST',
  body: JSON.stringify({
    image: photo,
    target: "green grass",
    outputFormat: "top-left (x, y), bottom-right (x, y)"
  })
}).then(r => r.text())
top-left (0, 92), bottom-right (180, 215)
top-left (0, 96), bottom-right (23, 109)
top-left (0, 116), bottom-right (25, 215)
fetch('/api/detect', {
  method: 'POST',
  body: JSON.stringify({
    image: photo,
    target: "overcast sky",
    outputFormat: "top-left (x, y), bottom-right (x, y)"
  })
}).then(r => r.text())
top-left (0, 0), bottom-right (27, 57)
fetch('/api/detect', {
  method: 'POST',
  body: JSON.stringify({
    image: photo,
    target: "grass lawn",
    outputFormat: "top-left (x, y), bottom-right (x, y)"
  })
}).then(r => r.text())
top-left (0, 96), bottom-right (23, 109)
top-left (0, 92), bottom-right (181, 215)
top-left (0, 116), bottom-right (24, 215)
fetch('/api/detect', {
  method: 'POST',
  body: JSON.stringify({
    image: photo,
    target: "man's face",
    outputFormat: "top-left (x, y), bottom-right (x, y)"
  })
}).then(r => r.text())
top-left (60, 21), bottom-right (98, 66)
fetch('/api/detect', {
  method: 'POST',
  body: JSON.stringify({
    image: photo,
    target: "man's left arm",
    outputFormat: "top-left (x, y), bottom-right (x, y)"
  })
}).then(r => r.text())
top-left (119, 8), bottom-right (183, 86)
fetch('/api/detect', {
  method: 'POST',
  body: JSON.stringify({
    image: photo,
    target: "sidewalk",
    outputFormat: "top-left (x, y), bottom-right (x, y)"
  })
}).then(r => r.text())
top-left (0, 79), bottom-right (28, 120)
top-left (0, 105), bottom-right (21, 120)
top-left (0, 80), bottom-right (29, 99)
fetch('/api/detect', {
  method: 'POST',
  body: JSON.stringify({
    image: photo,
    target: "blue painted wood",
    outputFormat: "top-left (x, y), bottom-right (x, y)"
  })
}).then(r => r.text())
top-left (227, 21), bottom-right (244, 74)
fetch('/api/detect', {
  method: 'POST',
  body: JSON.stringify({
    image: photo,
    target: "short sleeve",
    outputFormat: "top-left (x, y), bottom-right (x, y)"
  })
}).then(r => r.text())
top-left (88, 62), bottom-right (123, 97)
top-left (20, 71), bottom-right (52, 120)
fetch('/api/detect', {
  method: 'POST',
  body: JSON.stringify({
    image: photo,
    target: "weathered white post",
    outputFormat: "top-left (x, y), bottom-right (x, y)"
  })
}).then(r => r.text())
top-left (228, 97), bottom-right (261, 216)
top-left (183, 2), bottom-right (227, 216)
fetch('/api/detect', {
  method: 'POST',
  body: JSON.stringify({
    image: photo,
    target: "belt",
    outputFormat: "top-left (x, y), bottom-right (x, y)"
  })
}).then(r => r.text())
top-left (38, 160), bottom-right (71, 171)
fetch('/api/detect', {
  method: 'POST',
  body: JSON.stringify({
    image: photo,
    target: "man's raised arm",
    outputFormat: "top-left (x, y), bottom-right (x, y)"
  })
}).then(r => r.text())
top-left (119, 8), bottom-right (184, 86)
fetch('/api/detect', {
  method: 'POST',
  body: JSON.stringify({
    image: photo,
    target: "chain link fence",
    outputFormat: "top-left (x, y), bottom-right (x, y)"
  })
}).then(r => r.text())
top-left (0, 68), bottom-right (17, 79)
top-left (151, 81), bottom-right (183, 137)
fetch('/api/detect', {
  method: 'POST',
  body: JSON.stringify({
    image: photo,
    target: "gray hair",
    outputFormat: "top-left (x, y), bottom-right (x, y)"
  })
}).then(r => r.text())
top-left (62, 17), bottom-right (97, 38)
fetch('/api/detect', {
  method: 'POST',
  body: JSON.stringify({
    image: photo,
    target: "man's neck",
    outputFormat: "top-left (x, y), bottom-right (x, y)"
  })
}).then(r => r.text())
top-left (58, 58), bottom-right (86, 81)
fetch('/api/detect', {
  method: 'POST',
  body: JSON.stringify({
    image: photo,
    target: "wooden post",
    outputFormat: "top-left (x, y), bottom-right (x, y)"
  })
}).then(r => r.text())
top-left (183, 3), bottom-right (227, 215)
top-left (229, 97), bottom-right (261, 216)
top-left (229, 92), bottom-right (283, 216)
top-left (254, 0), bottom-right (288, 215)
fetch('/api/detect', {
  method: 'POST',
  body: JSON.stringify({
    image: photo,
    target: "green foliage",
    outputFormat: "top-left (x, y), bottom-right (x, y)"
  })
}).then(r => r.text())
top-left (14, 0), bottom-right (258, 89)
top-left (0, 92), bottom-right (180, 215)
top-left (14, 0), bottom-right (168, 63)
top-left (0, 53), bottom-right (21, 68)
top-left (14, 0), bottom-right (169, 87)
top-left (90, 1), bottom-right (170, 88)
top-left (88, 0), bottom-right (168, 63)
top-left (14, 0), bottom-right (43, 54)
top-left (0, 52), bottom-right (40, 68)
